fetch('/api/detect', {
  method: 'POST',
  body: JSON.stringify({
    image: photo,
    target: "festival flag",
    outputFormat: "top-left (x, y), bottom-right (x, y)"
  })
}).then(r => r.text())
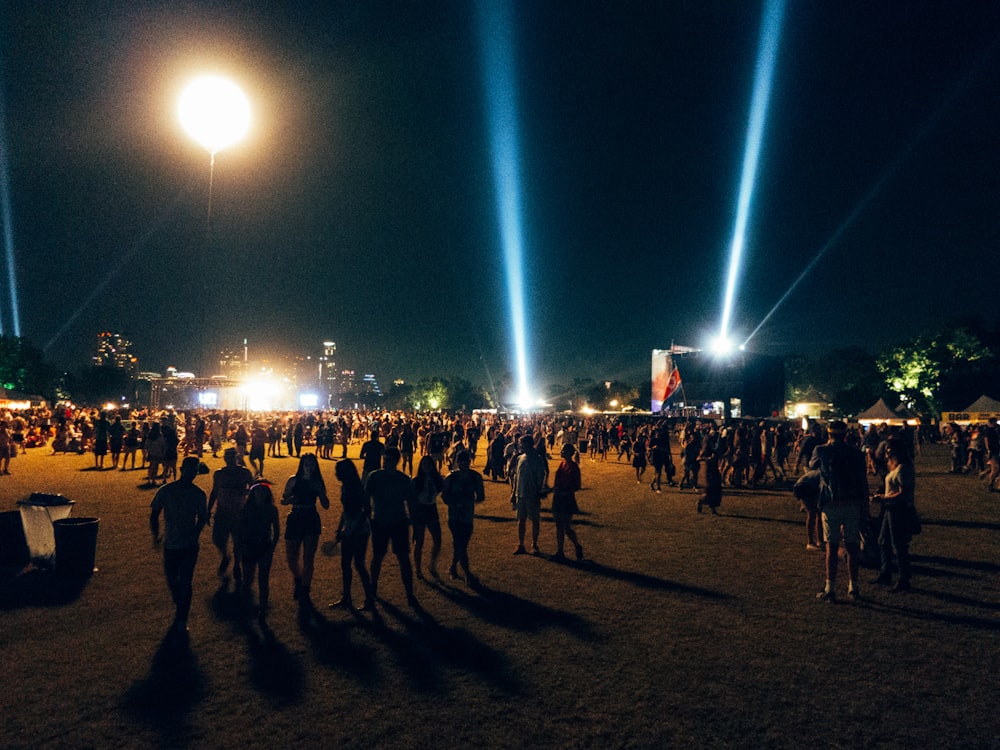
top-left (661, 365), bottom-right (682, 402)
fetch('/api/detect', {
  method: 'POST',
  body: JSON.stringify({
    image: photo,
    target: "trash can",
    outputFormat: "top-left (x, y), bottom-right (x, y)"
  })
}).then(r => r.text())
top-left (0, 509), bottom-right (29, 567)
top-left (54, 517), bottom-right (99, 577)
top-left (16, 493), bottom-right (75, 568)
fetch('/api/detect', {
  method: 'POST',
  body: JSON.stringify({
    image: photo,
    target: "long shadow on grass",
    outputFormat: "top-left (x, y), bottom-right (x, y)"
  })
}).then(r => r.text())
top-left (910, 554), bottom-right (1000, 574)
top-left (863, 598), bottom-right (1000, 631)
top-left (297, 605), bottom-right (379, 686)
top-left (569, 560), bottom-right (733, 601)
top-left (210, 589), bottom-right (310, 702)
top-left (0, 568), bottom-right (89, 609)
top-left (120, 631), bottom-right (206, 742)
top-left (710, 511), bottom-right (801, 527)
top-left (346, 602), bottom-right (445, 692)
top-left (920, 518), bottom-right (1000, 532)
top-left (374, 598), bottom-right (524, 695)
top-left (428, 578), bottom-right (603, 641)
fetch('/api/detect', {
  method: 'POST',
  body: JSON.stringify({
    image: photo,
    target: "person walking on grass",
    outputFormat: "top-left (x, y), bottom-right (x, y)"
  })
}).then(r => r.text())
top-left (410, 456), bottom-right (444, 580)
top-left (551, 443), bottom-right (584, 561)
top-left (150, 457), bottom-right (208, 636)
top-left (870, 438), bottom-right (917, 593)
top-left (239, 482), bottom-right (280, 622)
top-left (208, 447), bottom-right (253, 590)
top-left (512, 434), bottom-right (547, 555)
top-left (329, 459), bottom-right (374, 612)
top-left (442, 450), bottom-right (485, 585)
top-left (281, 453), bottom-right (330, 609)
top-left (811, 420), bottom-right (870, 603)
top-left (366, 446), bottom-right (418, 609)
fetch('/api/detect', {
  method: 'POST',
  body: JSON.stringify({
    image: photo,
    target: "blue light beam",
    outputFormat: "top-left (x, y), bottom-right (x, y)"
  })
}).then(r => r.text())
top-left (477, 1), bottom-right (533, 406)
top-left (742, 29), bottom-right (1000, 349)
top-left (0, 73), bottom-right (21, 336)
top-left (718, 0), bottom-right (787, 341)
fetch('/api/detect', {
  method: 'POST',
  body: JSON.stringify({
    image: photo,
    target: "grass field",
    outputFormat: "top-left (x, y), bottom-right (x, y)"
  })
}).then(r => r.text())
top-left (1, 441), bottom-right (998, 749)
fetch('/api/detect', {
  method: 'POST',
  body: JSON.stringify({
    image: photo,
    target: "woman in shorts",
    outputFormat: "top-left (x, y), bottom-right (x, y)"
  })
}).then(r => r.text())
top-left (410, 456), bottom-right (444, 579)
top-left (240, 482), bottom-right (280, 621)
top-left (329, 459), bottom-right (373, 611)
top-left (281, 453), bottom-right (329, 607)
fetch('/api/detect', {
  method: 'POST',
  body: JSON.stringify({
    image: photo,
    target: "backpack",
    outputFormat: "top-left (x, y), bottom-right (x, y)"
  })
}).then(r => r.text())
top-left (819, 443), bottom-right (864, 507)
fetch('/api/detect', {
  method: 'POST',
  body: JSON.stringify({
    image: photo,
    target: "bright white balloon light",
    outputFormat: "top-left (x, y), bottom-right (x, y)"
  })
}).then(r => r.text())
top-left (709, 335), bottom-right (735, 356)
top-left (178, 76), bottom-right (251, 155)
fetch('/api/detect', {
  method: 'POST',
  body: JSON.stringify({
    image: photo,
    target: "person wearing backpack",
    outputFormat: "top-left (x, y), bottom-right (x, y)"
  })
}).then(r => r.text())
top-left (810, 420), bottom-right (870, 603)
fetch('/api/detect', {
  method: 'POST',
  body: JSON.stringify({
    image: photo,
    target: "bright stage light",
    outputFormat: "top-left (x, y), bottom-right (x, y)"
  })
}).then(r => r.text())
top-left (243, 379), bottom-right (279, 412)
top-left (477, 1), bottom-right (534, 409)
top-left (717, 0), bottom-right (786, 342)
top-left (178, 75), bottom-right (251, 156)
top-left (708, 334), bottom-right (736, 356)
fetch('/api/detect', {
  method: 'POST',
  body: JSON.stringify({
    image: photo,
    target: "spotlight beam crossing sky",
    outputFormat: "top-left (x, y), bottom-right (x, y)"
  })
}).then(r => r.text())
top-left (477, 1), bottom-right (533, 406)
top-left (2, 4), bottom-right (999, 384)
top-left (717, 0), bottom-right (786, 346)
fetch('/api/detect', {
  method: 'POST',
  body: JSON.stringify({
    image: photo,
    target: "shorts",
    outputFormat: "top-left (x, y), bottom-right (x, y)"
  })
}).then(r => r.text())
top-left (371, 519), bottom-right (410, 557)
top-left (212, 514), bottom-right (240, 548)
top-left (410, 503), bottom-right (440, 527)
top-left (94, 439), bottom-right (108, 456)
top-left (249, 445), bottom-right (265, 461)
top-left (821, 505), bottom-right (862, 547)
top-left (516, 495), bottom-right (541, 522)
top-left (285, 507), bottom-right (321, 540)
top-left (242, 537), bottom-right (274, 563)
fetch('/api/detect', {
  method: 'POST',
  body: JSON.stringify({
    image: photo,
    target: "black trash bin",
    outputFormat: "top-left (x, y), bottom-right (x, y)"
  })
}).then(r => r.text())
top-left (53, 517), bottom-right (99, 577)
top-left (0, 509), bottom-right (29, 567)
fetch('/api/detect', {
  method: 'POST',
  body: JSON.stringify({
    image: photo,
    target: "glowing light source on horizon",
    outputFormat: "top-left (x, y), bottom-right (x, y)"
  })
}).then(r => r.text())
top-left (178, 76), bottom-right (251, 156)
top-left (716, 0), bottom-right (787, 344)
top-left (477, 1), bottom-right (533, 408)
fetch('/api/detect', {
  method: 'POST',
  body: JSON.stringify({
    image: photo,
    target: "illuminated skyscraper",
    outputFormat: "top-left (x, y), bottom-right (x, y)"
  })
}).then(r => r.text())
top-left (320, 341), bottom-right (337, 401)
top-left (93, 332), bottom-right (137, 376)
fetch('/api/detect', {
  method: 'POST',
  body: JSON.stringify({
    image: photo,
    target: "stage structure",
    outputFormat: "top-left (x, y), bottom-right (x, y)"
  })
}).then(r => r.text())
top-left (651, 345), bottom-right (784, 419)
top-left (149, 376), bottom-right (318, 412)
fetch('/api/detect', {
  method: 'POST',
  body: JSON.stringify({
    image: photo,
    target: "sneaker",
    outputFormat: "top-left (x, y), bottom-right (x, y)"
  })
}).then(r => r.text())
top-left (816, 590), bottom-right (836, 603)
top-left (870, 573), bottom-right (893, 586)
top-left (550, 552), bottom-right (567, 562)
top-left (531, 545), bottom-right (541, 555)
top-left (847, 589), bottom-right (862, 603)
top-left (513, 546), bottom-right (527, 556)
top-left (806, 544), bottom-right (822, 551)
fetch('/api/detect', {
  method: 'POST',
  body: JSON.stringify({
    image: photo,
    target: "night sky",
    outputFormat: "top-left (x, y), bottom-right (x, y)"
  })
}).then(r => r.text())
top-left (3, 2), bottom-right (999, 392)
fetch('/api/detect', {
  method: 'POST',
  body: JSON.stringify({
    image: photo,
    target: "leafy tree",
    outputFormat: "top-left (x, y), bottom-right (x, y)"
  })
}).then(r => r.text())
top-left (0, 336), bottom-right (57, 400)
top-left (876, 323), bottom-right (994, 415)
top-left (786, 347), bottom-right (885, 416)
top-left (383, 381), bottom-right (414, 410)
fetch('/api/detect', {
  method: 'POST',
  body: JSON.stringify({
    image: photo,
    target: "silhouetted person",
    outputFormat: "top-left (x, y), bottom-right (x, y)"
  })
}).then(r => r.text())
top-left (150, 457), bottom-right (208, 636)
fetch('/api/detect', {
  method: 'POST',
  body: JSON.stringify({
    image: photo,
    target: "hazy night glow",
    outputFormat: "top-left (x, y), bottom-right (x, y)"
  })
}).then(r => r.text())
top-left (717, 0), bottom-right (786, 345)
top-left (0, 79), bottom-right (21, 337)
top-left (477, 1), bottom-right (533, 407)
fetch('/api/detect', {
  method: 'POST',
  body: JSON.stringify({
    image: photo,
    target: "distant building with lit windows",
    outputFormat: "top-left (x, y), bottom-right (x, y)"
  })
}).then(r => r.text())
top-left (319, 341), bottom-right (337, 402)
top-left (361, 373), bottom-right (382, 398)
top-left (217, 342), bottom-right (248, 380)
top-left (93, 332), bottom-right (137, 376)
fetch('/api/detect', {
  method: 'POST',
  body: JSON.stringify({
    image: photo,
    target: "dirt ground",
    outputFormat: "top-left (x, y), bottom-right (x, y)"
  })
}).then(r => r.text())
top-left (1, 441), bottom-right (997, 749)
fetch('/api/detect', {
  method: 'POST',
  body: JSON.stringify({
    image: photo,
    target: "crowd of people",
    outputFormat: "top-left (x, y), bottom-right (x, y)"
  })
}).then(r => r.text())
top-left (4, 402), bottom-right (989, 631)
